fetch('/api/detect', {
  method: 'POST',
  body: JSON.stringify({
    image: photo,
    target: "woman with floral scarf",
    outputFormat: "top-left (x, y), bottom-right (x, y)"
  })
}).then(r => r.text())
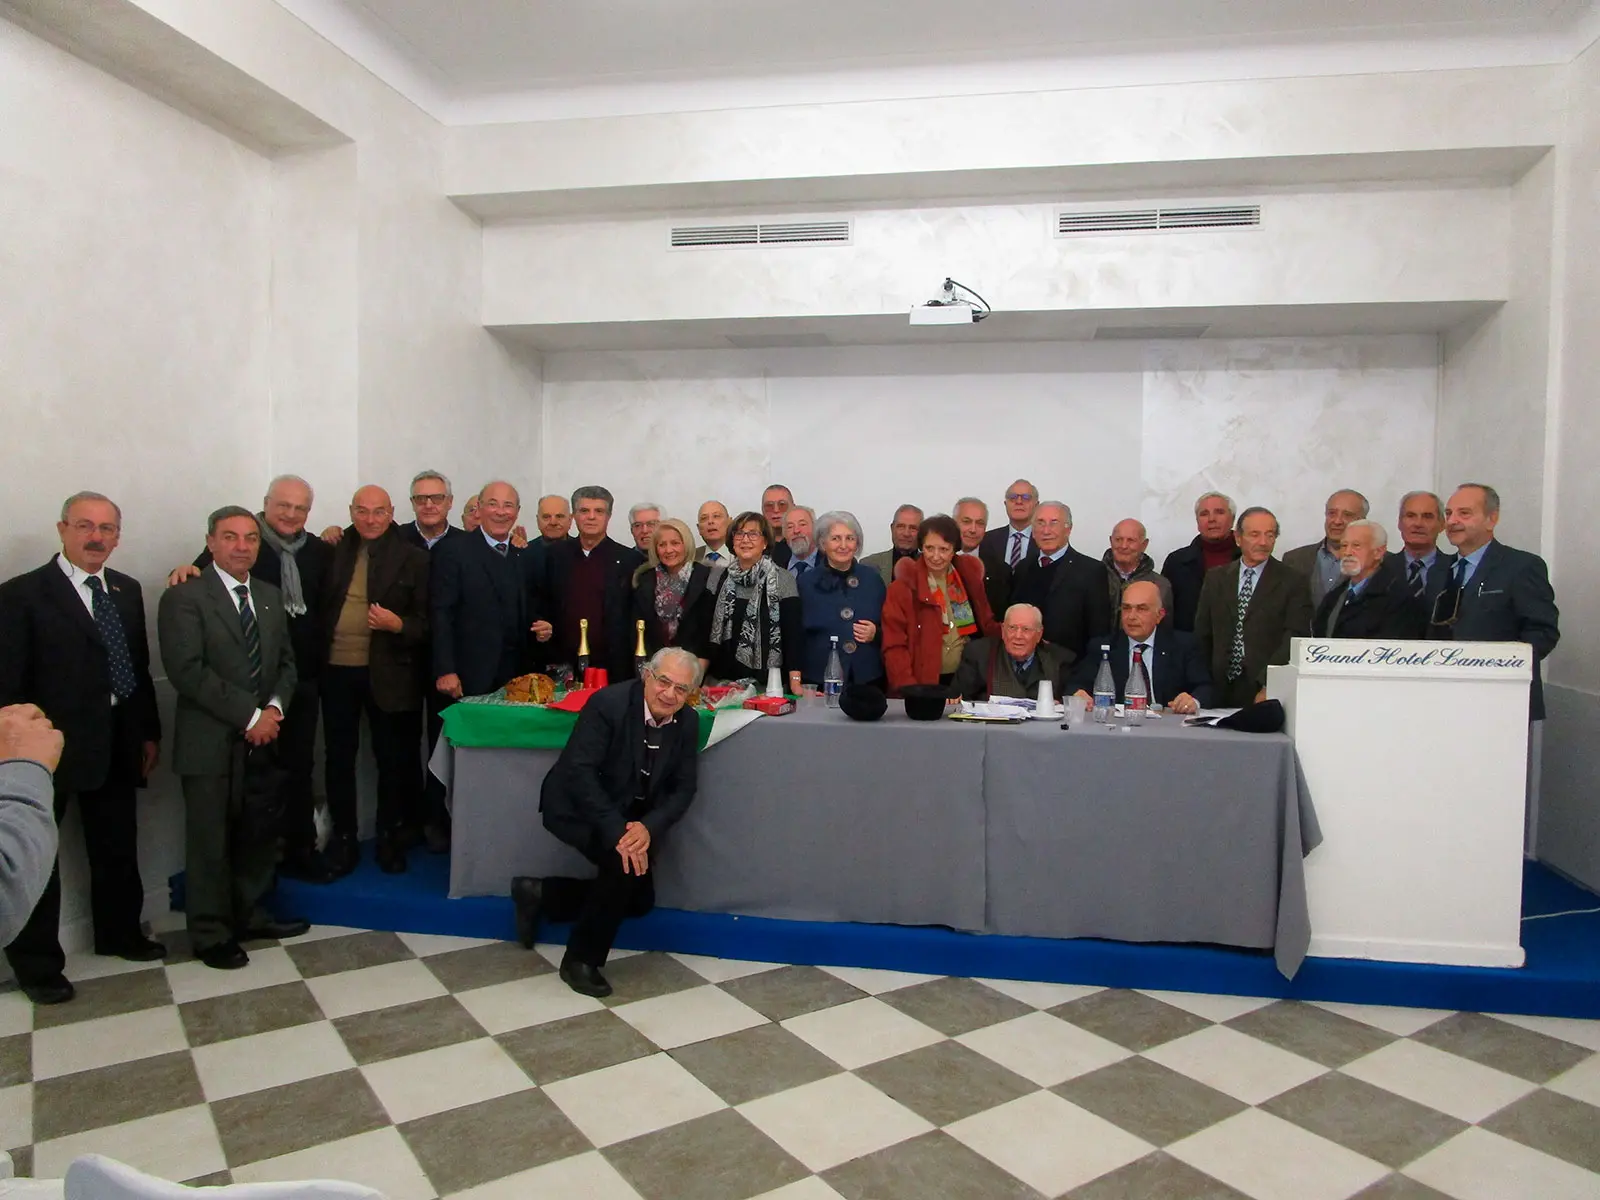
top-left (882, 513), bottom-right (1000, 695)
top-left (630, 518), bottom-right (714, 668)
top-left (706, 512), bottom-right (803, 692)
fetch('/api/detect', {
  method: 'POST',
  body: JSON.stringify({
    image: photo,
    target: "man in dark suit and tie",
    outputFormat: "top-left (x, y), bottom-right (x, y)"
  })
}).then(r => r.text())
top-left (952, 603), bottom-right (1068, 701)
top-left (1386, 490), bottom-right (1455, 604)
top-left (0, 492), bottom-right (165, 1004)
top-left (1003, 501), bottom-right (1113, 669)
top-left (1071, 581), bottom-right (1214, 714)
top-left (1313, 520), bottom-right (1427, 640)
top-left (159, 506), bottom-right (308, 970)
top-left (516, 647), bottom-right (703, 998)
top-left (1426, 484), bottom-right (1559, 719)
top-left (432, 480), bottom-right (539, 701)
top-left (530, 486), bottom-right (644, 683)
top-left (1194, 507), bottom-right (1316, 708)
top-left (978, 479), bottom-right (1040, 577)
top-left (954, 497), bottom-right (1010, 620)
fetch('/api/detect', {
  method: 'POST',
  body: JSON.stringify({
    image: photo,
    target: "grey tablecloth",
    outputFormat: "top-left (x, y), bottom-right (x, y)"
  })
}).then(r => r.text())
top-left (983, 718), bottom-right (1321, 977)
top-left (435, 707), bottom-right (1320, 975)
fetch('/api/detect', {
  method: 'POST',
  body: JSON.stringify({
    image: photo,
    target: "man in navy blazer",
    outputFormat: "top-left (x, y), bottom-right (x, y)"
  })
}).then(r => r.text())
top-left (1385, 489), bottom-right (1455, 604)
top-left (1070, 580), bottom-right (1214, 714)
top-left (431, 481), bottom-right (540, 701)
top-left (1313, 520), bottom-right (1427, 641)
top-left (1425, 484), bottom-right (1559, 719)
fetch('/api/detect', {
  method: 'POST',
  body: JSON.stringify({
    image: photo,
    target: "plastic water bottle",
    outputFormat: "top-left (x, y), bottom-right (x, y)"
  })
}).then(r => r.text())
top-left (823, 636), bottom-right (844, 708)
top-left (1092, 646), bottom-right (1115, 724)
top-left (1124, 652), bottom-right (1148, 728)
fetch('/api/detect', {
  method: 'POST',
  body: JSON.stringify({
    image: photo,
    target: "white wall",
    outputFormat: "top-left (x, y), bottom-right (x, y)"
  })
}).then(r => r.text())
top-left (542, 336), bottom-right (1439, 561)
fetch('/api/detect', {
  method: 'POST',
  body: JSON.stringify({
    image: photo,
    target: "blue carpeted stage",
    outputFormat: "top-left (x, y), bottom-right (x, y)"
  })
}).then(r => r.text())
top-left (181, 852), bottom-right (1600, 1019)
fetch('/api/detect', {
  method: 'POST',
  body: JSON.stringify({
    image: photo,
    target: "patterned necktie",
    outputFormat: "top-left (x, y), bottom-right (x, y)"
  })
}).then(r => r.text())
top-left (794, 560), bottom-right (810, 576)
top-left (1407, 558), bottom-right (1424, 598)
top-left (1132, 643), bottom-right (1151, 697)
top-left (1227, 567), bottom-right (1254, 681)
top-left (493, 541), bottom-right (508, 557)
top-left (235, 585), bottom-right (262, 691)
top-left (84, 576), bottom-right (137, 700)
top-left (1008, 531), bottom-right (1023, 568)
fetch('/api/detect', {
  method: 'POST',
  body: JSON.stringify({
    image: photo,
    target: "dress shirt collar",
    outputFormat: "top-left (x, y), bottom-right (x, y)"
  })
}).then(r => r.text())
top-left (213, 562), bottom-right (253, 609)
top-left (1011, 652), bottom-right (1036, 675)
top-left (56, 553), bottom-right (107, 592)
top-left (481, 528), bottom-right (512, 554)
top-left (788, 549), bottom-right (819, 574)
top-left (1037, 545), bottom-right (1068, 567)
top-left (415, 521), bottom-right (449, 549)
top-left (1404, 547), bottom-right (1440, 570)
top-left (643, 704), bottom-right (676, 729)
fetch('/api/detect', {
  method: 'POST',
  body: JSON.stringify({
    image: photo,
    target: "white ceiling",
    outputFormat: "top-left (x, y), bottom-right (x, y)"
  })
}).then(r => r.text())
top-left (280, 0), bottom-right (1600, 122)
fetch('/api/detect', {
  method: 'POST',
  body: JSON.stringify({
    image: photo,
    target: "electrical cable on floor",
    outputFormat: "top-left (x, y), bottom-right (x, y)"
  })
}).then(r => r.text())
top-left (1521, 906), bottom-right (1600, 921)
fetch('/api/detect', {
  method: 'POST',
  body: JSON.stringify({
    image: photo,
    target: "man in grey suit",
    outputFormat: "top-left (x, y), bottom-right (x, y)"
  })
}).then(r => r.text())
top-left (1194, 506), bottom-right (1315, 708)
top-left (1426, 484), bottom-right (1559, 720)
top-left (158, 506), bottom-right (308, 970)
top-left (1283, 488), bottom-right (1368, 607)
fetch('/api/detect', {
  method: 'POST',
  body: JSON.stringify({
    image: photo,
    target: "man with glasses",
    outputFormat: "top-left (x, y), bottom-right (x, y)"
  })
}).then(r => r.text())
top-left (1005, 501), bottom-right (1112, 668)
top-left (398, 470), bottom-right (466, 552)
top-left (762, 484), bottom-right (796, 567)
top-left (952, 603), bottom-right (1067, 701)
top-left (1426, 484), bottom-right (1559, 719)
top-left (1284, 488), bottom-right (1370, 607)
top-left (979, 480), bottom-right (1040, 572)
top-left (515, 647), bottom-right (703, 998)
top-left (169, 475), bottom-right (335, 883)
top-left (628, 502), bottom-right (663, 553)
top-left (0, 493), bottom-right (166, 1003)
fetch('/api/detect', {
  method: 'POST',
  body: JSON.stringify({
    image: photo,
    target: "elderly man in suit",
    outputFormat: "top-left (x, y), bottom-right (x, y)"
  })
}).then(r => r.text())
top-left (173, 475), bottom-right (334, 883)
top-left (514, 647), bottom-right (703, 998)
top-left (1194, 506), bottom-right (1316, 708)
top-left (979, 480), bottom-right (1040, 573)
top-left (1004, 502), bottom-right (1113, 669)
top-left (0, 493), bottom-right (166, 1004)
top-left (1312, 520), bottom-right (1426, 640)
top-left (695, 501), bottom-right (733, 568)
top-left (0, 706), bottom-right (65, 949)
top-left (433, 481), bottom-right (540, 701)
top-left (955, 496), bottom-right (1011, 621)
top-left (952, 603), bottom-right (1068, 701)
top-left (319, 486), bottom-right (431, 875)
top-left (862, 505), bottom-right (923, 583)
top-left (535, 495), bottom-right (574, 546)
top-left (781, 507), bottom-right (819, 578)
top-left (1426, 484), bottom-right (1559, 720)
top-left (1387, 490), bottom-right (1455, 603)
top-left (1284, 488), bottom-right (1369, 607)
top-left (1072, 580), bottom-right (1214, 714)
top-left (1160, 491), bottom-right (1241, 633)
top-left (529, 486), bottom-right (644, 683)
top-left (159, 506), bottom-right (308, 971)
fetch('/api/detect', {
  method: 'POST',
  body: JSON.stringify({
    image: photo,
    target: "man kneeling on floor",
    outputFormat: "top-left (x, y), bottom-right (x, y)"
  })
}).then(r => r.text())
top-left (513, 646), bottom-right (702, 998)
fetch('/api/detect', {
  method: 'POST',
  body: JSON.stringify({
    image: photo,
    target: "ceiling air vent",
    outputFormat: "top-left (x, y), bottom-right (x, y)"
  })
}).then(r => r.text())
top-left (670, 219), bottom-right (852, 249)
top-left (1056, 204), bottom-right (1261, 237)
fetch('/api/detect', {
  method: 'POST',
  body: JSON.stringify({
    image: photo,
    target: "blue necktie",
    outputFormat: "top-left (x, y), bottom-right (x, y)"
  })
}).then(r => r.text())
top-left (84, 576), bottom-right (136, 700)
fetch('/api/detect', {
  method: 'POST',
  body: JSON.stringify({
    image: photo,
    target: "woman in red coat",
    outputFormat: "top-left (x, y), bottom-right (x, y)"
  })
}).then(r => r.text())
top-left (882, 514), bottom-right (1000, 695)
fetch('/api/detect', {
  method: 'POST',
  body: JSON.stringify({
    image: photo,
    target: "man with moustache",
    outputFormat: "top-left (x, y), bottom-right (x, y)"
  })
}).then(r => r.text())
top-left (1388, 490), bottom-right (1455, 603)
top-left (535, 495), bottom-right (575, 545)
top-left (532, 486), bottom-right (644, 684)
top-left (433, 482), bottom-right (539, 702)
top-left (781, 508), bottom-right (819, 578)
top-left (1005, 502), bottom-right (1112, 668)
top-left (1284, 489), bottom-right (1369, 607)
top-left (762, 485), bottom-right (796, 567)
top-left (1071, 580), bottom-right (1213, 714)
top-left (979, 480), bottom-right (1040, 573)
top-left (159, 507), bottom-right (307, 970)
top-left (1312, 520), bottom-right (1425, 640)
top-left (955, 496), bottom-right (1010, 619)
top-left (169, 475), bottom-right (334, 883)
top-left (0, 493), bottom-right (165, 1003)
top-left (318, 486), bottom-right (431, 874)
top-left (862, 505), bottom-right (924, 584)
top-left (695, 501), bottom-right (733, 567)
top-left (1194, 506), bottom-right (1315, 708)
top-left (1160, 491), bottom-right (1242, 633)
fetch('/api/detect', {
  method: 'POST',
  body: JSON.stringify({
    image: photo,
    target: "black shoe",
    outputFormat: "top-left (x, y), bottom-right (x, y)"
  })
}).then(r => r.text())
top-left (325, 833), bottom-right (359, 878)
top-left (95, 936), bottom-right (167, 962)
top-left (376, 836), bottom-right (408, 875)
top-left (198, 941), bottom-right (249, 970)
top-left (423, 823), bottom-right (451, 855)
top-left (559, 959), bottom-right (612, 998)
top-left (20, 975), bottom-right (74, 1005)
top-left (510, 876), bottom-right (542, 949)
top-left (242, 917), bottom-right (311, 941)
top-left (280, 847), bottom-right (338, 885)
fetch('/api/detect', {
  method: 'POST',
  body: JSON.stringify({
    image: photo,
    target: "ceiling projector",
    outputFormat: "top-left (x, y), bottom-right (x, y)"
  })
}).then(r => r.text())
top-left (909, 277), bottom-right (991, 326)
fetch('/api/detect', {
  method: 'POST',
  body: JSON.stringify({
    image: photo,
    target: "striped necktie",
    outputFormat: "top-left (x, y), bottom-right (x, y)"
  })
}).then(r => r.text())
top-left (235, 585), bottom-right (262, 691)
top-left (1227, 567), bottom-right (1254, 681)
top-left (1008, 531), bottom-right (1023, 568)
top-left (1407, 559), bottom-right (1424, 598)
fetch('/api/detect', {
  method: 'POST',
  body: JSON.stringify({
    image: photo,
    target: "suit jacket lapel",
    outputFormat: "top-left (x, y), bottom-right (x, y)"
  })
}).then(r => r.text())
top-left (204, 569), bottom-right (248, 649)
top-left (43, 559), bottom-right (104, 647)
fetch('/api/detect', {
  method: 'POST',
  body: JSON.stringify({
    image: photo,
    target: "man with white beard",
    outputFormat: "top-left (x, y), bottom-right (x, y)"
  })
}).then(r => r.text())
top-left (1310, 519), bottom-right (1426, 640)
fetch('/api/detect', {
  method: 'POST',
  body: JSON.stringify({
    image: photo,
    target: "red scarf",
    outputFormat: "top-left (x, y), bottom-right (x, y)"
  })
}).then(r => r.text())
top-left (936, 567), bottom-right (978, 637)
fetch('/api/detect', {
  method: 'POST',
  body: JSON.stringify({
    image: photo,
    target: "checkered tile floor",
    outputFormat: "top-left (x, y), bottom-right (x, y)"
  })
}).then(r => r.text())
top-left (2, 920), bottom-right (1598, 1199)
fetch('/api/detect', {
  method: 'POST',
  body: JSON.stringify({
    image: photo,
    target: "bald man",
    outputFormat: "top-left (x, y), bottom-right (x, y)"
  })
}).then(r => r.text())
top-left (1102, 518), bottom-right (1173, 614)
top-left (317, 487), bottom-right (431, 875)
top-left (535, 495), bottom-right (575, 545)
top-left (1071, 580), bottom-right (1214, 714)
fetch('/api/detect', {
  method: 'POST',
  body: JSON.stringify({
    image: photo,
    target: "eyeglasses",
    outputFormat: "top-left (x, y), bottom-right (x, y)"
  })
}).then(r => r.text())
top-left (1005, 492), bottom-right (1036, 502)
top-left (732, 530), bottom-right (765, 541)
top-left (68, 521), bottom-right (120, 537)
top-left (411, 493), bottom-right (448, 505)
top-left (1429, 585), bottom-right (1463, 628)
top-left (646, 669), bottom-right (693, 698)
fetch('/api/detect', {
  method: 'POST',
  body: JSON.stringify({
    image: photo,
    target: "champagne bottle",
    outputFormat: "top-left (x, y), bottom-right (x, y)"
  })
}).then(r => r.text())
top-left (634, 619), bottom-right (648, 675)
top-left (576, 618), bottom-right (591, 675)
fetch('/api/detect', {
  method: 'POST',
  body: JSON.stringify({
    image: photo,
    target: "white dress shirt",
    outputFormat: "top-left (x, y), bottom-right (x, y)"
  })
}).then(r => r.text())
top-left (212, 564), bottom-right (281, 728)
top-left (57, 554), bottom-right (118, 705)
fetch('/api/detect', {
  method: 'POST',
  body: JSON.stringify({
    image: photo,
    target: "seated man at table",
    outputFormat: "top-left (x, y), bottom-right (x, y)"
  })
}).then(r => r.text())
top-left (952, 603), bottom-right (1070, 701)
top-left (514, 646), bottom-right (702, 998)
top-left (1070, 580), bottom-right (1214, 714)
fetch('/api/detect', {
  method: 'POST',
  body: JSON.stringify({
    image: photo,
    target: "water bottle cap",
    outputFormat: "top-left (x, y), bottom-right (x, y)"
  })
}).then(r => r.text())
top-left (830, 635), bottom-right (839, 643)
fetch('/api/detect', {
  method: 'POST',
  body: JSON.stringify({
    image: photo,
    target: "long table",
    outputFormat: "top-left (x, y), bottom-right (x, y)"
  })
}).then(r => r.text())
top-left (432, 705), bottom-right (1321, 976)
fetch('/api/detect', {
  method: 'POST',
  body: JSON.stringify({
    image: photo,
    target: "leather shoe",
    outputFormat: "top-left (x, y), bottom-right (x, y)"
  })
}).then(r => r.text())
top-left (96, 936), bottom-right (167, 962)
top-left (559, 959), bottom-right (612, 998)
top-left (510, 876), bottom-right (542, 949)
top-left (20, 975), bottom-right (74, 1005)
top-left (375, 836), bottom-right (408, 875)
top-left (324, 832), bottom-right (360, 878)
top-left (198, 941), bottom-right (249, 970)
top-left (279, 847), bottom-right (338, 885)
top-left (423, 823), bottom-right (451, 855)
top-left (242, 917), bottom-right (311, 941)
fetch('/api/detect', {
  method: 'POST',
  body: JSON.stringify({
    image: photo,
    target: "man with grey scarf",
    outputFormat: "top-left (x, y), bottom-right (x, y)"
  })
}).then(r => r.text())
top-left (166, 475), bottom-right (337, 881)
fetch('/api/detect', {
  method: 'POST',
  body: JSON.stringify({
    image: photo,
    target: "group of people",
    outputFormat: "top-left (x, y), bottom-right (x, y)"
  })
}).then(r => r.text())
top-left (0, 470), bottom-right (1559, 1003)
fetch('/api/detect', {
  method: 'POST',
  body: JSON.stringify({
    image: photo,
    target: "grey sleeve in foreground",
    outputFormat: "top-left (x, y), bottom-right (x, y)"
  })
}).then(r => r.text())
top-left (0, 760), bottom-right (58, 945)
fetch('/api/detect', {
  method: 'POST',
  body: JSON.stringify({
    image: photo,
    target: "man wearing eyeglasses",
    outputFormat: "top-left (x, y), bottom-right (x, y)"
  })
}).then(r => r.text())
top-left (397, 470), bottom-right (467, 553)
top-left (517, 647), bottom-right (703, 998)
top-left (0, 493), bottom-right (166, 1003)
top-left (979, 480), bottom-right (1040, 572)
top-left (1426, 484), bottom-right (1559, 719)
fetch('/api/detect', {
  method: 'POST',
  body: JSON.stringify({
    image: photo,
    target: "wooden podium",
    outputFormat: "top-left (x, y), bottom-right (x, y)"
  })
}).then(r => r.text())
top-left (1268, 637), bottom-right (1531, 967)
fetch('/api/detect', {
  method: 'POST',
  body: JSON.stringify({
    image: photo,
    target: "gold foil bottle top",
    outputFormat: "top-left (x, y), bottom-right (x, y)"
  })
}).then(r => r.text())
top-left (635, 619), bottom-right (647, 657)
top-left (577, 618), bottom-right (590, 658)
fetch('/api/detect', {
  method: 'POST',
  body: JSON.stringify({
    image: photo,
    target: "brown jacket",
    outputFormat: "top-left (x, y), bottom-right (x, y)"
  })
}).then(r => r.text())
top-left (320, 525), bottom-right (431, 711)
top-left (881, 554), bottom-right (999, 695)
